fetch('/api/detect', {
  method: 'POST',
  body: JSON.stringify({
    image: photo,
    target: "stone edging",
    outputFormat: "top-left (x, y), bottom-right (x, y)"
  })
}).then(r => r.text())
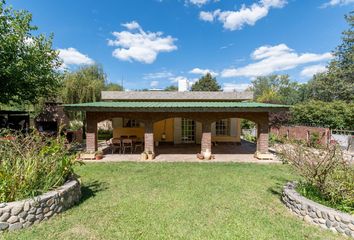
top-left (0, 179), bottom-right (81, 232)
top-left (282, 182), bottom-right (354, 238)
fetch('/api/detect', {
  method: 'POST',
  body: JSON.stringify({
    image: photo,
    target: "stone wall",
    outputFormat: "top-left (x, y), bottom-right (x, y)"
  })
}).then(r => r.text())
top-left (0, 179), bottom-right (81, 232)
top-left (282, 182), bottom-right (354, 238)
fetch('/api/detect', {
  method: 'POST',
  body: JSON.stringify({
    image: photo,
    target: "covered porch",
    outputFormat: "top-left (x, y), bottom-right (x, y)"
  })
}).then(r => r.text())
top-left (65, 101), bottom-right (288, 160)
top-left (95, 140), bottom-right (280, 163)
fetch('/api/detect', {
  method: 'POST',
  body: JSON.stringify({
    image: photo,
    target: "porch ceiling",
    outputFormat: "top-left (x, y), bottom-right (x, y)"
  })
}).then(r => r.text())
top-left (64, 101), bottom-right (289, 113)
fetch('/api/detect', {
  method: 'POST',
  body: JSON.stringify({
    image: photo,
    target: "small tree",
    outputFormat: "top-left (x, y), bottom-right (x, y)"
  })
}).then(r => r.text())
top-left (280, 143), bottom-right (344, 193)
top-left (104, 83), bottom-right (123, 91)
top-left (191, 73), bottom-right (221, 91)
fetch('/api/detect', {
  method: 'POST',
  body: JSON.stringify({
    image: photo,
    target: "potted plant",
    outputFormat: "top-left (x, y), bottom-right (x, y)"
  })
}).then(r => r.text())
top-left (147, 151), bottom-right (155, 160)
top-left (141, 151), bottom-right (148, 161)
top-left (95, 151), bottom-right (104, 160)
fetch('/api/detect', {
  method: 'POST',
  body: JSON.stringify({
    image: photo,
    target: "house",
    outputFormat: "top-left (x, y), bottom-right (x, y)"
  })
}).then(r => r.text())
top-left (64, 88), bottom-right (288, 159)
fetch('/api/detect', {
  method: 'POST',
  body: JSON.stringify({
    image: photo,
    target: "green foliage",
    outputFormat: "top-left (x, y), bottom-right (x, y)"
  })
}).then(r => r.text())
top-left (61, 64), bottom-right (106, 104)
top-left (98, 129), bottom-right (113, 140)
top-left (104, 82), bottom-right (123, 91)
top-left (0, 129), bottom-right (81, 202)
top-left (291, 100), bottom-right (354, 130)
top-left (251, 75), bottom-right (301, 105)
top-left (0, 1), bottom-right (62, 105)
top-left (243, 133), bottom-right (256, 142)
top-left (191, 73), bottom-right (221, 91)
top-left (164, 85), bottom-right (178, 91)
top-left (240, 119), bottom-right (255, 129)
top-left (280, 143), bottom-right (354, 214)
top-left (307, 12), bottom-right (353, 102)
top-left (69, 120), bottom-right (83, 131)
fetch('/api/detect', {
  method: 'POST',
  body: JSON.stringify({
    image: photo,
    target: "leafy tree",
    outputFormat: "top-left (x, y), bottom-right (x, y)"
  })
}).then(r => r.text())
top-left (191, 73), bottom-right (221, 91)
top-left (251, 75), bottom-right (301, 105)
top-left (61, 64), bottom-right (106, 104)
top-left (104, 82), bottom-right (123, 91)
top-left (0, 1), bottom-right (62, 105)
top-left (307, 12), bottom-right (354, 102)
top-left (164, 85), bottom-right (178, 91)
top-left (290, 100), bottom-right (354, 130)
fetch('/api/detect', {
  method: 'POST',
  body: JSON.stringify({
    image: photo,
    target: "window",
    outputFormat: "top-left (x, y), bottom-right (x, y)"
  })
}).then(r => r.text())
top-left (215, 119), bottom-right (230, 136)
top-left (181, 118), bottom-right (195, 143)
top-left (123, 118), bottom-right (140, 128)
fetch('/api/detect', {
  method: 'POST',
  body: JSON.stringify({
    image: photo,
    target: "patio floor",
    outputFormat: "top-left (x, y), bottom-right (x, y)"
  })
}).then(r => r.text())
top-left (88, 140), bottom-right (281, 164)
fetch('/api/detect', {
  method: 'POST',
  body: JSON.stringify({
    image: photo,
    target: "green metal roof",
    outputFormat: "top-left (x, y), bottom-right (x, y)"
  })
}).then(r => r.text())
top-left (64, 101), bottom-right (288, 110)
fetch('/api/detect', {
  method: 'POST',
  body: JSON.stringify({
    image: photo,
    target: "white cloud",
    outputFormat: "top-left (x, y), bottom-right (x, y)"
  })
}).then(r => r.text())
top-left (108, 21), bottom-right (177, 64)
top-left (221, 44), bottom-right (332, 78)
top-left (121, 21), bottom-right (141, 30)
top-left (199, 11), bottom-right (215, 22)
top-left (143, 71), bottom-right (174, 79)
top-left (300, 64), bottom-right (327, 78)
top-left (58, 48), bottom-right (94, 68)
top-left (321, 0), bottom-right (354, 7)
top-left (189, 68), bottom-right (219, 76)
top-left (199, 0), bottom-right (287, 31)
top-left (188, 0), bottom-right (209, 6)
top-left (150, 80), bottom-right (159, 87)
top-left (223, 83), bottom-right (252, 92)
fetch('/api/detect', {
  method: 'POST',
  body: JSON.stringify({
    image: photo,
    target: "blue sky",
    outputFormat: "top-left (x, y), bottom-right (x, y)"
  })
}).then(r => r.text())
top-left (8, 0), bottom-right (354, 90)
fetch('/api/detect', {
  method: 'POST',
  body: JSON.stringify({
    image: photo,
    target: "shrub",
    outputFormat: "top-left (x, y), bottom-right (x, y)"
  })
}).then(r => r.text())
top-left (0, 129), bottom-right (81, 202)
top-left (243, 133), bottom-right (256, 142)
top-left (280, 143), bottom-right (354, 214)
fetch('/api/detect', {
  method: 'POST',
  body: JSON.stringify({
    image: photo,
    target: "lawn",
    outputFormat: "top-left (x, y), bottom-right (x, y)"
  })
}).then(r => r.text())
top-left (2, 163), bottom-right (346, 240)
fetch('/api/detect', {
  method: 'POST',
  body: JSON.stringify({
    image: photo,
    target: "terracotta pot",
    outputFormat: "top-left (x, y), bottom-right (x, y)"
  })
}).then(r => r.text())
top-left (95, 155), bottom-right (103, 160)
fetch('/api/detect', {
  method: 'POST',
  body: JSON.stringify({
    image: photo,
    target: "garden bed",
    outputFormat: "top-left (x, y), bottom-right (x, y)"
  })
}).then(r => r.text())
top-left (0, 179), bottom-right (81, 232)
top-left (282, 182), bottom-right (354, 238)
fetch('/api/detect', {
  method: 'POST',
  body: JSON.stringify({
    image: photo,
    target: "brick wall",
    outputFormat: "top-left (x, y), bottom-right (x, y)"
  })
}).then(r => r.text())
top-left (271, 126), bottom-right (330, 145)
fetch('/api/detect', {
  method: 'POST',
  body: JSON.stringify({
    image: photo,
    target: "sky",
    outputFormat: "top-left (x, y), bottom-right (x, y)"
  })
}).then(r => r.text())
top-left (8, 0), bottom-right (354, 91)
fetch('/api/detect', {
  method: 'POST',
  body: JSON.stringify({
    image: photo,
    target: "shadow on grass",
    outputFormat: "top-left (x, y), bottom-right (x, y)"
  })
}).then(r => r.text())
top-left (80, 180), bottom-right (108, 203)
top-left (268, 176), bottom-right (293, 197)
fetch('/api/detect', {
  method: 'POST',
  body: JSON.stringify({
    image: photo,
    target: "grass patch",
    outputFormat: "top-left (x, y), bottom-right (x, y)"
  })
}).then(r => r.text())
top-left (2, 163), bottom-right (346, 240)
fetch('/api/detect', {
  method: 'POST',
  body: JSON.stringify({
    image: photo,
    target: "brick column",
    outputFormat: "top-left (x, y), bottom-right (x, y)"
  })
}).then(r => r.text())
top-left (86, 112), bottom-right (97, 152)
top-left (256, 115), bottom-right (269, 154)
top-left (144, 121), bottom-right (154, 153)
top-left (201, 121), bottom-right (212, 153)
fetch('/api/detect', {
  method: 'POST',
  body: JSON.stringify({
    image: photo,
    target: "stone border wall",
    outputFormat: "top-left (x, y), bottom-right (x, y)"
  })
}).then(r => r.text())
top-left (0, 179), bottom-right (81, 232)
top-left (282, 182), bottom-right (354, 238)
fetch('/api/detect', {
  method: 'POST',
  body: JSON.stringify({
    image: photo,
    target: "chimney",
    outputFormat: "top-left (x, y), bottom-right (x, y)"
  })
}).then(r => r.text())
top-left (178, 78), bottom-right (189, 92)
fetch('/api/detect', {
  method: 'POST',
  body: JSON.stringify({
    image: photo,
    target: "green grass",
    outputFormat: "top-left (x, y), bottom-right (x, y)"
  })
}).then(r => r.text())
top-left (2, 163), bottom-right (347, 240)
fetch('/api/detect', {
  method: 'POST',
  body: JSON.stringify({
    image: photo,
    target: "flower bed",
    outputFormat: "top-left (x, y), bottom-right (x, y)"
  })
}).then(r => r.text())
top-left (282, 182), bottom-right (354, 238)
top-left (0, 179), bottom-right (81, 232)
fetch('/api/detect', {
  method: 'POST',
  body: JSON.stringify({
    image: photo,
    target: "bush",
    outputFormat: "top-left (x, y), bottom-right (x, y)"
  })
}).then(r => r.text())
top-left (0, 129), bottom-right (81, 202)
top-left (98, 129), bottom-right (113, 140)
top-left (280, 143), bottom-right (354, 214)
top-left (290, 100), bottom-right (354, 130)
top-left (243, 133), bottom-right (256, 142)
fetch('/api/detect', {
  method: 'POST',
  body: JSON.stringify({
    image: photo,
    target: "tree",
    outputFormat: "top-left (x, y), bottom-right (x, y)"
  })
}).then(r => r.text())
top-left (61, 64), bottom-right (106, 104)
top-left (104, 83), bottom-right (123, 91)
top-left (164, 85), bottom-right (178, 91)
top-left (251, 75), bottom-right (301, 105)
top-left (191, 73), bottom-right (221, 91)
top-left (307, 12), bottom-right (354, 102)
top-left (290, 100), bottom-right (354, 130)
top-left (0, 1), bottom-right (62, 105)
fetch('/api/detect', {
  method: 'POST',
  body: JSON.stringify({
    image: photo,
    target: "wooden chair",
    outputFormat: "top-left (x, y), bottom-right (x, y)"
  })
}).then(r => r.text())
top-left (134, 139), bottom-right (144, 153)
top-left (109, 138), bottom-right (122, 154)
top-left (122, 139), bottom-right (133, 154)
